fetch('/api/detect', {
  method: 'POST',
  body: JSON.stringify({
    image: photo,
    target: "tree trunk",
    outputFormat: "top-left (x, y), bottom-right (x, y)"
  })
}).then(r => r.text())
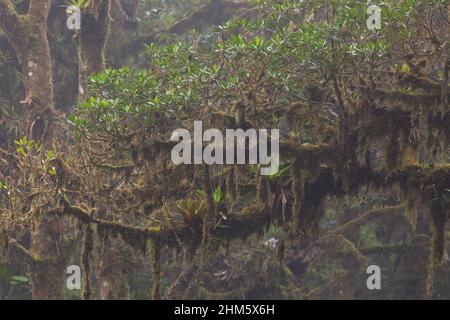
top-left (77, 0), bottom-right (110, 99)
top-left (77, 1), bottom-right (129, 300)
top-left (0, 0), bottom-right (64, 300)
top-left (95, 234), bottom-right (129, 300)
top-left (29, 214), bottom-right (64, 300)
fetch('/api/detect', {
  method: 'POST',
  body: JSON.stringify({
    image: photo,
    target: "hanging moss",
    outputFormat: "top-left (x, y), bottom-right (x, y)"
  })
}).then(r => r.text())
top-left (201, 166), bottom-right (216, 245)
top-left (226, 166), bottom-right (237, 203)
top-left (80, 224), bottom-right (93, 300)
top-left (120, 231), bottom-right (147, 257)
top-left (298, 185), bottom-right (324, 238)
top-left (0, 232), bottom-right (9, 258)
top-left (291, 159), bottom-right (302, 235)
top-left (151, 240), bottom-right (162, 300)
top-left (385, 129), bottom-right (400, 172)
top-left (425, 261), bottom-right (435, 300)
top-left (305, 157), bottom-right (321, 183)
top-left (429, 197), bottom-right (446, 266)
top-left (257, 175), bottom-right (269, 208)
top-left (402, 172), bottom-right (422, 229)
top-left (404, 196), bottom-right (419, 230)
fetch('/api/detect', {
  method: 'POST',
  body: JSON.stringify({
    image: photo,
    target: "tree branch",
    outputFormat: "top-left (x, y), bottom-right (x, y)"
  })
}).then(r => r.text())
top-left (169, 0), bottom-right (251, 34)
top-left (9, 239), bottom-right (41, 263)
top-left (0, 0), bottom-right (21, 39)
top-left (326, 205), bottom-right (405, 238)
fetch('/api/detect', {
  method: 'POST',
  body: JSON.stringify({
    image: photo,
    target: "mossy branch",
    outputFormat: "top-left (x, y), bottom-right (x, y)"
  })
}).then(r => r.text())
top-left (9, 239), bottom-right (43, 264)
top-left (327, 205), bottom-right (405, 238)
top-left (44, 161), bottom-right (450, 250)
top-left (280, 142), bottom-right (333, 160)
top-left (360, 243), bottom-right (423, 255)
top-left (47, 204), bottom-right (162, 240)
top-left (363, 87), bottom-right (448, 108)
top-left (0, 0), bottom-right (20, 39)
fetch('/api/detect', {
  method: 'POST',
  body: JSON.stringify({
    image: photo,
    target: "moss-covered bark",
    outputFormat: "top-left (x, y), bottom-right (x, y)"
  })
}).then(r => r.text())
top-left (77, 1), bottom-right (131, 299)
top-left (77, 0), bottom-right (110, 100)
top-left (0, 0), bottom-right (64, 300)
top-left (95, 231), bottom-right (130, 300)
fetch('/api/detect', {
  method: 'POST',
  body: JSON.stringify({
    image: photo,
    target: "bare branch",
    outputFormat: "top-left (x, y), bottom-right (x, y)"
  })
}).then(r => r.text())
top-left (169, 0), bottom-right (251, 34)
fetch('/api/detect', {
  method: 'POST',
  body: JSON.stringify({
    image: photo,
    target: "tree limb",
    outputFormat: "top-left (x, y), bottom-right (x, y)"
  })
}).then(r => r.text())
top-left (0, 0), bottom-right (20, 39)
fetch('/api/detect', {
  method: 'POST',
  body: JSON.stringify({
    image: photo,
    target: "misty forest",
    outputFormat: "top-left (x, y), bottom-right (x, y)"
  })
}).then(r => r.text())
top-left (0, 0), bottom-right (449, 300)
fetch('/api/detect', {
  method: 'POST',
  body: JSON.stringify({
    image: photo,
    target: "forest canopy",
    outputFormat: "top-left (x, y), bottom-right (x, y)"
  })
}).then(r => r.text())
top-left (0, 0), bottom-right (449, 300)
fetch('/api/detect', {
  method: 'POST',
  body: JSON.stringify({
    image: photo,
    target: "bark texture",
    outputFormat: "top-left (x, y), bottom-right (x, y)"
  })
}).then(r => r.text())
top-left (0, 0), bottom-right (64, 300)
top-left (76, 0), bottom-right (129, 300)
top-left (77, 0), bottom-right (111, 99)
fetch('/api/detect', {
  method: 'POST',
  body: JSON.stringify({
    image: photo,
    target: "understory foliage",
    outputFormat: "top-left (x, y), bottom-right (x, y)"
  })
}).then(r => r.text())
top-left (0, 0), bottom-right (449, 299)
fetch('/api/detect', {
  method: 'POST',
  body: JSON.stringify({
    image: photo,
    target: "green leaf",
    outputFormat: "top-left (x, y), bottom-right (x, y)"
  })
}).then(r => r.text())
top-left (48, 167), bottom-right (57, 176)
top-left (16, 147), bottom-right (26, 158)
top-left (400, 63), bottom-right (410, 73)
top-left (255, 36), bottom-right (262, 48)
